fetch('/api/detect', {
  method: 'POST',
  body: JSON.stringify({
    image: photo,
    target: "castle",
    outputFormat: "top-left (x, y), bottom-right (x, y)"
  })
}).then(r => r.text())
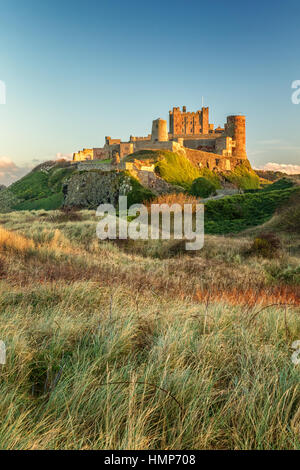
top-left (73, 106), bottom-right (248, 172)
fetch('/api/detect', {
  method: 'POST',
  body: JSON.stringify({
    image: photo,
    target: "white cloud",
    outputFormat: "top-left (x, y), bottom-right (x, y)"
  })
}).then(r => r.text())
top-left (0, 152), bottom-right (73, 186)
top-left (0, 157), bottom-right (31, 186)
top-left (254, 162), bottom-right (300, 174)
top-left (56, 152), bottom-right (73, 161)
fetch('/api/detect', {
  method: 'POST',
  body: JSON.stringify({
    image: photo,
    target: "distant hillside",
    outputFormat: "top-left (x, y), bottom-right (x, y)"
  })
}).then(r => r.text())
top-left (204, 186), bottom-right (299, 234)
top-left (257, 187), bottom-right (300, 234)
top-left (0, 160), bottom-right (76, 212)
top-left (0, 153), bottom-right (298, 236)
top-left (255, 169), bottom-right (300, 182)
top-left (254, 169), bottom-right (288, 181)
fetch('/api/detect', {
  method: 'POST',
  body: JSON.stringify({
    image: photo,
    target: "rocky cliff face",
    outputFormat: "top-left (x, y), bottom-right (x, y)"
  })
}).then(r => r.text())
top-left (62, 167), bottom-right (184, 209)
top-left (63, 170), bottom-right (132, 209)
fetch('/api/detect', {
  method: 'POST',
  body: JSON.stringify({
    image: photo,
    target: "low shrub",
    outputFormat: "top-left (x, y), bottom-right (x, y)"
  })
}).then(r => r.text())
top-left (265, 262), bottom-right (300, 285)
top-left (198, 167), bottom-right (221, 189)
top-left (49, 207), bottom-right (84, 223)
top-left (125, 174), bottom-right (155, 206)
top-left (262, 177), bottom-right (295, 192)
top-left (247, 232), bottom-right (282, 258)
top-left (190, 177), bottom-right (216, 198)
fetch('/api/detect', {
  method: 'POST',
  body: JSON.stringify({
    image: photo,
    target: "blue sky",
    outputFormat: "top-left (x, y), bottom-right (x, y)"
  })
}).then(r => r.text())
top-left (0, 0), bottom-right (299, 183)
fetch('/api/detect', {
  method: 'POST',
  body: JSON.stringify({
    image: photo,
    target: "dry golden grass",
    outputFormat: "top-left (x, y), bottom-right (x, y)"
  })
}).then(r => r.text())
top-left (0, 226), bottom-right (35, 254)
top-left (147, 193), bottom-right (200, 206)
top-left (0, 210), bottom-right (299, 449)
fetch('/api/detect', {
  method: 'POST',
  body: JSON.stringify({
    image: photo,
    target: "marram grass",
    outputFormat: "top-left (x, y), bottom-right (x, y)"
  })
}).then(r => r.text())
top-left (0, 210), bottom-right (299, 450)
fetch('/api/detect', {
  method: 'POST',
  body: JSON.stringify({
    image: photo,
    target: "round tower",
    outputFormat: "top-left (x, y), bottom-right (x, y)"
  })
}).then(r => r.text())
top-left (225, 115), bottom-right (247, 159)
top-left (151, 118), bottom-right (168, 142)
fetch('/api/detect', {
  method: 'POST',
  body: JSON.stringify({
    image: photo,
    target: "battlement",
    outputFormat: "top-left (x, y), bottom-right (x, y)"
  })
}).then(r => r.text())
top-left (73, 104), bottom-right (248, 165)
top-left (169, 106), bottom-right (210, 135)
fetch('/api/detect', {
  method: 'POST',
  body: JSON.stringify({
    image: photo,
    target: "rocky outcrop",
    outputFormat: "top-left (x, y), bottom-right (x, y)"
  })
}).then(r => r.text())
top-left (134, 169), bottom-right (184, 194)
top-left (63, 170), bottom-right (133, 209)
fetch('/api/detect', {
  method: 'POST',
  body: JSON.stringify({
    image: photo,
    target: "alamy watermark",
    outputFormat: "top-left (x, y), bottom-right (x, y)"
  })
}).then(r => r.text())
top-left (0, 81), bottom-right (6, 105)
top-left (291, 340), bottom-right (300, 365)
top-left (96, 196), bottom-right (204, 250)
top-left (0, 341), bottom-right (6, 365)
top-left (291, 80), bottom-right (300, 104)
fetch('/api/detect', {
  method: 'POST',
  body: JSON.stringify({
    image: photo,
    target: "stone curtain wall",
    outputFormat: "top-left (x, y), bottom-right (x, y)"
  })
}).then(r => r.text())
top-left (78, 162), bottom-right (114, 171)
top-left (184, 148), bottom-right (248, 171)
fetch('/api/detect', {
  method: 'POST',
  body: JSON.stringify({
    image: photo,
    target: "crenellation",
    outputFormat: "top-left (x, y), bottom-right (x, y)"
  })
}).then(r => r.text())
top-left (73, 105), bottom-right (248, 170)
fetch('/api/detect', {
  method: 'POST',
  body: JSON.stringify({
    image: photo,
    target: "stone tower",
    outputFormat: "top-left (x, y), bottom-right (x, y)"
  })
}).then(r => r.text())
top-left (225, 115), bottom-right (247, 159)
top-left (169, 106), bottom-right (210, 135)
top-left (151, 118), bottom-right (168, 142)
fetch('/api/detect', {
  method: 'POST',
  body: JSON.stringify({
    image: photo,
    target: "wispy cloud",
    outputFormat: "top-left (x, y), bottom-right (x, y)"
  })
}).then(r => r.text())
top-left (257, 139), bottom-right (283, 146)
top-left (253, 140), bottom-right (300, 152)
top-left (0, 157), bottom-right (31, 186)
top-left (0, 153), bottom-right (73, 186)
top-left (56, 152), bottom-right (73, 160)
top-left (254, 162), bottom-right (300, 174)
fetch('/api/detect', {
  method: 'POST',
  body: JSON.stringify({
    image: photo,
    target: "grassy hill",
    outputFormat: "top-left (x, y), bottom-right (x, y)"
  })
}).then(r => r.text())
top-left (205, 187), bottom-right (300, 234)
top-left (257, 187), bottom-right (300, 234)
top-left (0, 154), bottom-right (298, 236)
top-left (125, 150), bottom-right (259, 192)
top-left (0, 161), bottom-right (76, 212)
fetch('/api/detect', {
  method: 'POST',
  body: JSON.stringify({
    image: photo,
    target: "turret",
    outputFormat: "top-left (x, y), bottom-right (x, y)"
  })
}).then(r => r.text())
top-left (151, 118), bottom-right (168, 142)
top-left (225, 115), bottom-right (247, 159)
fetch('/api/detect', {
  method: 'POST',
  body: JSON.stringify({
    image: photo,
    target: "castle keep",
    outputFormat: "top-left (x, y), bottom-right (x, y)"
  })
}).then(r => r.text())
top-left (73, 106), bottom-right (248, 171)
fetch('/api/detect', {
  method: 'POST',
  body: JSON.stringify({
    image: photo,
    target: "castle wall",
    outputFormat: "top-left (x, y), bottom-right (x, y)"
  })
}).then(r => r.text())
top-left (130, 135), bottom-right (151, 142)
top-left (93, 148), bottom-right (108, 160)
top-left (215, 136), bottom-right (234, 157)
top-left (132, 140), bottom-right (183, 154)
top-left (182, 138), bottom-right (218, 152)
top-left (184, 147), bottom-right (247, 172)
top-left (73, 148), bottom-right (93, 161)
top-left (120, 142), bottom-right (134, 158)
top-left (73, 106), bottom-right (249, 168)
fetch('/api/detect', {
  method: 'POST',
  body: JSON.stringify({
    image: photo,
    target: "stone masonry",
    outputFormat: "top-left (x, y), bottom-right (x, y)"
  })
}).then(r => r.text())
top-left (73, 105), bottom-right (249, 172)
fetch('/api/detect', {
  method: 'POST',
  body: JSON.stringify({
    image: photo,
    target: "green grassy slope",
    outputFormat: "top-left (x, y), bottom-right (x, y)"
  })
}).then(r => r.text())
top-left (0, 154), bottom-right (297, 237)
top-left (223, 162), bottom-right (260, 190)
top-left (0, 162), bottom-right (76, 212)
top-left (204, 187), bottom-right (299, 234)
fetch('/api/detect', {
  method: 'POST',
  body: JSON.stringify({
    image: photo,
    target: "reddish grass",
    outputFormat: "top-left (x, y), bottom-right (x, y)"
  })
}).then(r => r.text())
top-left (194, 286), bottom-right (299, 307)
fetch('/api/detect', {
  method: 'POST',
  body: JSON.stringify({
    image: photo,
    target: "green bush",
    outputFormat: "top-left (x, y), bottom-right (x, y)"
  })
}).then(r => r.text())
top-left (124, 173), bottom-right (155, 206)
top-left (262, 177), bottom-right (295, 192)
top-left (246, 232), bottom-right (281, 258)
top-left (190, 177), bottom-right (216, 198)
top-left (265, 263), bottom-right (300, 285)
top-left (199, 167), bottom-right (221, 189)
